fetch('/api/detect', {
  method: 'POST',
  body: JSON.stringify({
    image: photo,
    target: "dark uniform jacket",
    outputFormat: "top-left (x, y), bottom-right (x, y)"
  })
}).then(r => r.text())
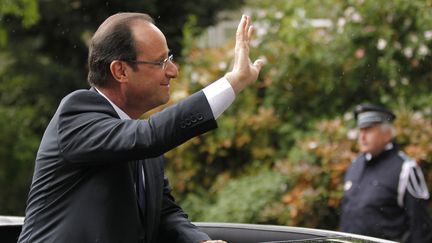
top-left (18, 88), bottom-right (215, 243)
top-left (340, 143), bottom-right (432, 242)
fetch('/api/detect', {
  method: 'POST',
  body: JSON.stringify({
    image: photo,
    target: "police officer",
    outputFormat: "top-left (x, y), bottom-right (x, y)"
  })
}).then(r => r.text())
top-left (340, 104), bottom-right (432, 242)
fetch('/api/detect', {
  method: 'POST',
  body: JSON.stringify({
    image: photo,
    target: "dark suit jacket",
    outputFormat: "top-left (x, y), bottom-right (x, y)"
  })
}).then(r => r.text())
top-left (18, 88), bottom-right (216, 243)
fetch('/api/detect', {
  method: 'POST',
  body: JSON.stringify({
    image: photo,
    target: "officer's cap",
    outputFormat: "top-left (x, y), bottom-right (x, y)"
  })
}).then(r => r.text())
top-left (354, 104), bottom-right (396, 128)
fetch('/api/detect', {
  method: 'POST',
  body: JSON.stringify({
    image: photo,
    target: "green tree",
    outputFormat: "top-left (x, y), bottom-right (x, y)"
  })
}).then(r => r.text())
top-left (167, 0), bottom-right (432, 229)
top-left (251, 0), bottom-right (432, 148)
top-left (0, 0), bottom-right (40, 215)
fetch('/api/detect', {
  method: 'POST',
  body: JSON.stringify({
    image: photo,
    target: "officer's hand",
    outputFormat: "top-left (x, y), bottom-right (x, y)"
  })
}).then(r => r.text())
top-left (225, 15), bottom-right (265, 96)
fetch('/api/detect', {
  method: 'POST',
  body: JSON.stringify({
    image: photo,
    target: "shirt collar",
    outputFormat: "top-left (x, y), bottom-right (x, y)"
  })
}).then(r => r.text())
top-left (94, 87), bottom-right (131, 120)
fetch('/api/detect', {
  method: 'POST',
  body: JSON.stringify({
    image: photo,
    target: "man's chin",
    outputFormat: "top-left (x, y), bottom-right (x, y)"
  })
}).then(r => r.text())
top-left (359, 146), bottom-right (369, 153)
top-left (160, 95), bottom-right (170, 105)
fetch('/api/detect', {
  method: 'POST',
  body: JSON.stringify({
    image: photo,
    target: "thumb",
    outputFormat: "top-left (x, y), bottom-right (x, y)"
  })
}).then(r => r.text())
top-left (253, 58), bottom-right (265, 71)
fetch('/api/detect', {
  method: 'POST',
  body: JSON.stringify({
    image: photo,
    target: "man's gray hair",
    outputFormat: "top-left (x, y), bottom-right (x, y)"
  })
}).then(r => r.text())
top-left (380, 122), bottom-right (396, 137)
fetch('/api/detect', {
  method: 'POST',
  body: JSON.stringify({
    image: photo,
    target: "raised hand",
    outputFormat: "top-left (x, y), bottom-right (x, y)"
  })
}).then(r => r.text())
top-left (225, 15), bottom-right (265, 95)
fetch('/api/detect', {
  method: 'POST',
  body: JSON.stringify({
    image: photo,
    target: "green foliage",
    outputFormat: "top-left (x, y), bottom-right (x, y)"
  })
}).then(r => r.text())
top-left (178, 107), bottom-right (432, 229)
top-left (0, 0), bottom-right (40, 214)
top-left (191, 171), bottom-right (290, 223)
top-left (0, 0), bottom-right (39, 26)
top-left (249, 0), bottom-right (432, 132)
top-left (0, 0), bottom-right (39, 47)
top-left (0, 106), bottom-right (39, 214)
top-left (167, 0), bottom-right (432, 230)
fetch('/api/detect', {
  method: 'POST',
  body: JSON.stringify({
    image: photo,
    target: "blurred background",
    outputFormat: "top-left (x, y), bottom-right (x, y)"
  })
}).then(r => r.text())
top-left (1, 0), bottom-right (431, 231)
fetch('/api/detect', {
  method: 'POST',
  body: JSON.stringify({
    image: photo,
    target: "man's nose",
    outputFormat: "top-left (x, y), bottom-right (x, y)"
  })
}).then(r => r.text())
top-left (165, 61), bottom-right (178, 78)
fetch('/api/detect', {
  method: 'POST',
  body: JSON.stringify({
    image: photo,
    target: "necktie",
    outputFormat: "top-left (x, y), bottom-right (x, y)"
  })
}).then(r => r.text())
top-left (137, 161), bottom-right (146, 214)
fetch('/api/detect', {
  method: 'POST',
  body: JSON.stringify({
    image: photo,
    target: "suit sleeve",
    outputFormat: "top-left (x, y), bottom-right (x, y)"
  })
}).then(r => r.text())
top-left (158, 175), bottom-right (211, 243)
top-left (57, 90), bottom-right (217, 164)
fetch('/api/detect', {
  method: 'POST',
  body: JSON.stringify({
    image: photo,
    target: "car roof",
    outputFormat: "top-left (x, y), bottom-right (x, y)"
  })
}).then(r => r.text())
top-left (0, 216), bottom-right (397, 243)
top-left (194, 222), bottom-right (398, 243)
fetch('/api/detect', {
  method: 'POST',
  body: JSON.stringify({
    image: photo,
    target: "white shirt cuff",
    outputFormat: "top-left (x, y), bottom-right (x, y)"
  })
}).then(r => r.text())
top-left (202, 77), bottom-right (235, 119)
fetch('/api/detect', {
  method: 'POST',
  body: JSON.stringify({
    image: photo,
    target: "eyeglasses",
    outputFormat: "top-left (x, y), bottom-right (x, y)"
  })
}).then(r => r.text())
top-left (124, 54), bottom-right (174, 70)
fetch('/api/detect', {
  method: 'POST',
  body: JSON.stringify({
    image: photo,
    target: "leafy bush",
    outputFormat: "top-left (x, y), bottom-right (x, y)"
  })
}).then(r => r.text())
top-left (181, 108), bottom-right (432, 229)
top-left (166, 0), bottom-right (432, 229)
top-left (186, 170), bottom-right (290, 223)
top-left (0, 107), bottom-right (39, 214)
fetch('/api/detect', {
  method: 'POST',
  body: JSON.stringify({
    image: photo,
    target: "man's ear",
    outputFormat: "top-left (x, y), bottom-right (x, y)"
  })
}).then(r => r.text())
top-left (110, 60), bottom-right (128, 83)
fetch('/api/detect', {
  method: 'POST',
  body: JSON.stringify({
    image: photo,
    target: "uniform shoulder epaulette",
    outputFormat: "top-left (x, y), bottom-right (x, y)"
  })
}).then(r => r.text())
top-left (397, 151), bottom-right (430, 207)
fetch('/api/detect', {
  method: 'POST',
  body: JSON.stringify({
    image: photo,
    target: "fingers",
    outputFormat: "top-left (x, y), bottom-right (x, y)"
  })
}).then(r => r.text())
top-left (247, 25), bottom-right (254, 42)
top-left (237, 15), bottom-right (251, 43)
top-left (243, 15), bottom-right (250, 41)
top-left (236, 15), bottom-right (246, 42)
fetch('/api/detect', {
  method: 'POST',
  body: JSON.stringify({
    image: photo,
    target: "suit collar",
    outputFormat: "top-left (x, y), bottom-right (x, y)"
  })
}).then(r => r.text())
top-left (92, 87), bottom-right (131, 120)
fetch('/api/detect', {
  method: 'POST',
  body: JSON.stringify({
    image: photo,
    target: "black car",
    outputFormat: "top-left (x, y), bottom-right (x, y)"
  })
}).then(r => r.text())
top-left (0, 216), bottom-right (396, 243)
